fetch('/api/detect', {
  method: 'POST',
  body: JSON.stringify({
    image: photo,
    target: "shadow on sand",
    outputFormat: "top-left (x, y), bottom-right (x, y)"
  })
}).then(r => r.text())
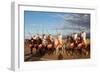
top-left (24, 51), bottom-right (45, 61)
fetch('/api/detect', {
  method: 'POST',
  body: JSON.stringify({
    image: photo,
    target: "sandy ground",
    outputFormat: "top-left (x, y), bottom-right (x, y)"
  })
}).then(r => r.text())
top-left (24, 46), bottom-right (90, 62)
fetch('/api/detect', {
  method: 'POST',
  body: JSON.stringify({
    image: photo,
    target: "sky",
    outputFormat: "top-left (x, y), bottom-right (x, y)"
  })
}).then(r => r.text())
top-left (24, 11), bottom-right (90, 39)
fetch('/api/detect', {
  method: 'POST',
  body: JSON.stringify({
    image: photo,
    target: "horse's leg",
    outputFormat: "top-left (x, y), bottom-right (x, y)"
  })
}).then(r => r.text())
top-left (51, 48), bottom-right (54, 54)
top-left (63, 45), bottom-right (66, 54)
top-left (56, 48), bottom-right (58, 55)
top-left (82, 48), bottom-right (89, 56)
top-left (30, 46), bottom-right (33, 54)
top-left (53, 48), bottom-right (55, 54)
top-left (61, 46), bottom-right (63, 54)
top-left (55, 47), bottom-right (57, 55)
top-left (84, 44), bottom-right (89, 56)
top-left (36, 45), bottom-right (39, 54)
top-left (62, 45), bottom-right (66, 54)
top-left (56, 46), bottom-right (59, 55)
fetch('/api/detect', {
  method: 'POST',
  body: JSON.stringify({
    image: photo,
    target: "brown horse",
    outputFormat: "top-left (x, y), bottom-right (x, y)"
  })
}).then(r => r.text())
top-left (64, 36), bottom-right (76, 55)
top-left (73, 34), bottom-right (89, 56)
top-left (28, 37), bottom-right (43, 54)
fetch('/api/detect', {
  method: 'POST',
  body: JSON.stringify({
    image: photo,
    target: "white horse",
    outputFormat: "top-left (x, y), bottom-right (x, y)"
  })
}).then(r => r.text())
top-left (80, 31), bottom-right (89, 56)
top-left (54, 33), bottom-right (64, 55)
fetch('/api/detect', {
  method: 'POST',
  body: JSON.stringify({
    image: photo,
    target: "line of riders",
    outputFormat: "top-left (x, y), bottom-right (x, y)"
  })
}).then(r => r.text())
top-left (25, 31), bottom-right (90, 56)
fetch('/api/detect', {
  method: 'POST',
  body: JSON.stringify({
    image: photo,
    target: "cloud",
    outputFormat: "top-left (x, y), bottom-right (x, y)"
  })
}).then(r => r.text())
top-left (59, 13), bottom-right (89, 24)
top-left (55, 13), bottom-right (90, 31)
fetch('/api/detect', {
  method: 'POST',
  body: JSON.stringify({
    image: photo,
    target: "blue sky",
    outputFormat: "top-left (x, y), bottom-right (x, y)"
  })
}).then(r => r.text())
top-left (24, 11), bottom-right (90, 39)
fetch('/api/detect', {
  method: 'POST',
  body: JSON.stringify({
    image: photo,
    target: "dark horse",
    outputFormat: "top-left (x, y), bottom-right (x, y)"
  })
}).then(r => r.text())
top-left (28, 37), bottom-right (42, 54)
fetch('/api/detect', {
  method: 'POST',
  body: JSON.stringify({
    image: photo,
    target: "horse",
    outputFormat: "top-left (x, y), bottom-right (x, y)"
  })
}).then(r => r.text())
top-left (44, 34), bottom-right (55, 55)
top-left (28, 38), bottom-right (36, 54)
top-left (74, 32), bottom-right (89, 56)
top-left (53, 34), bottom-right (65, 55)
top-left (28, 36), bottom-right (43, 55)
top-left (64, 36), bottom-right (76, 55)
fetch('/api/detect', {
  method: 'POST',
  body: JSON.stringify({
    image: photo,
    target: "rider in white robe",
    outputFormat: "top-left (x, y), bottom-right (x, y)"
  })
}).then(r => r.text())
top-left (81, 31), bottom-right (87, 44)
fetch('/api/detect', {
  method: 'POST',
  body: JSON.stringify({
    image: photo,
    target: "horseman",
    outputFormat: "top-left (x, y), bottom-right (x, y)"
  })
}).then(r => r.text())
top-left (47, 34), bottom-right (54, 44)
top-left (36, 33), bottom-right (42, 45)
top-left (32, 33), bottom-right (42, 54)
top-left (32, 35), bottom-right (37, 43)
top-left (72, 33), bottom-right (78, 41)
top-left (47, 34), bottom-right (55, 52)
top-left (29, 35), bottom-right (37, 54)
top-left (76, 31), bottom-right (87, 48)
top-left (81, 31), bottom-right (87, 44)
top-left (29, 37), bottom-right (34, 54)
top-left (72, 33), bottom-right (78, 43)
top-left (42, 34), bottom-right (48, 47)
